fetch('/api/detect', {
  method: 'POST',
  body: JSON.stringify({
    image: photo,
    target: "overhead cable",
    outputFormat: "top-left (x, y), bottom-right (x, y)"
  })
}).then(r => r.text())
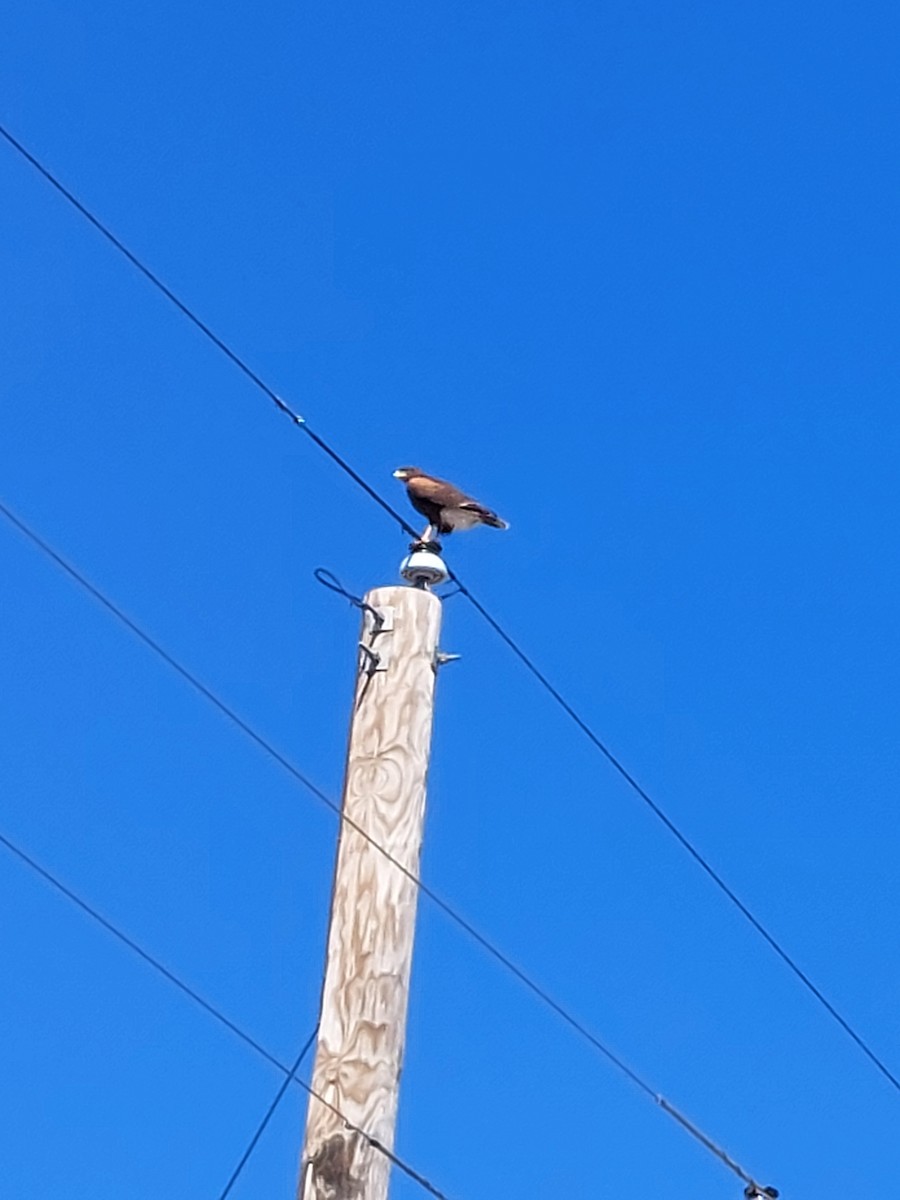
top-left (0, 829), bottom-right (452, 1200)
top-left (216, 1027), bottom-right (316, 1200)
top-left (0, 498), bottom-right (774, 1194)
top-left (0, 124), bottom-right (888, 1094)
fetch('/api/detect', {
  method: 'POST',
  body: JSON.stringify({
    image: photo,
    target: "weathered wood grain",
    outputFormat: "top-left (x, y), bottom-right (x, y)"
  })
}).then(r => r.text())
top-left (298, 585), bottom-right (443, 1200)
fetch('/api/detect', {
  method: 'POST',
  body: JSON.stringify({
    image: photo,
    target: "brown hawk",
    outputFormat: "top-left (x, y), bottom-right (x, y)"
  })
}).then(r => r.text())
top-left (393, 467), bottom-right (509, 541)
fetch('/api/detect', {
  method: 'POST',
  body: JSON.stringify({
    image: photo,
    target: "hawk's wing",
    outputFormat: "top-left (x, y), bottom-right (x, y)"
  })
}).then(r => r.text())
top-left (407, 474), bottom-right (470, 508)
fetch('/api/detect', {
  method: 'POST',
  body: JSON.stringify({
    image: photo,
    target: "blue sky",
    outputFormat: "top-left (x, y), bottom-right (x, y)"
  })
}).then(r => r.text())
top-left (2, 0), bottom-right (900, 1195)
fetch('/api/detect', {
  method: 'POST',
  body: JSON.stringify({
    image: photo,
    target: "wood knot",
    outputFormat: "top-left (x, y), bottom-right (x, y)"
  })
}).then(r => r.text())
top-left (306, 1132), bottom-right (362, 1200)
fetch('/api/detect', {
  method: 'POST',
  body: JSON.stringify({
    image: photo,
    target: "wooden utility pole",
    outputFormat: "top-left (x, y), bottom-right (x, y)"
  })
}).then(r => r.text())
top-left (298, 563), bottom-right (444, 1200)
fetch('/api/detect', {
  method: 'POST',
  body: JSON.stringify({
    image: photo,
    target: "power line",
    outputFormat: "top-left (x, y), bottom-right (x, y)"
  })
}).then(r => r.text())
top-left (216, 1027), bottom-right (317, 1200)
top-left (0, 124), bottom-right (420, 544)
top-left (451, 584), bottom-right (900, 1098)
top-left (0, 829), bottom-right (453, 1200)
top-left (0, 499), bottom-right (773, 1194)
top-left (1, 123), bottom-right (892, 1098)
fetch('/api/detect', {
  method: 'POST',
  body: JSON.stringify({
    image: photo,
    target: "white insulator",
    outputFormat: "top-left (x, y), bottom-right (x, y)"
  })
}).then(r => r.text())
top-left (399, 545), bottom-right (449, 588)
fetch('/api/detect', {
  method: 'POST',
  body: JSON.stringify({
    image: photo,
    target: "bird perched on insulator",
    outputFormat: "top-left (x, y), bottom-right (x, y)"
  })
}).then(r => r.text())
top-left (393, 467), bottom-right (509, 543)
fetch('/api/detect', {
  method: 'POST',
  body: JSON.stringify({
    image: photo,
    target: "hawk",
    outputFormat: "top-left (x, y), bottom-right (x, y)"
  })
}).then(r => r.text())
top-left (393, 467), bottom-right (509, 542)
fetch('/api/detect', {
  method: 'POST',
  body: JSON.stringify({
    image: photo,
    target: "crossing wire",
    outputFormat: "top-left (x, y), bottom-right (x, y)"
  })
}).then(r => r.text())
top-left (216, 1027), bottom-right (315, 1200)
top-left (1, 121), bottom-right (895, 1101)
top-left (0, 498), bottom-right (775, 1194)
top-left (0, 830), bottom-right (453, 1200)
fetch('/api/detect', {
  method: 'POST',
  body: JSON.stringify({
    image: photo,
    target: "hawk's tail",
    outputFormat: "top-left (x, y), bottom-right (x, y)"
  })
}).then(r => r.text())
top-left (459, 499), bottom-right (510, 530)
top-left (480, 510), bottom-right (509, 530)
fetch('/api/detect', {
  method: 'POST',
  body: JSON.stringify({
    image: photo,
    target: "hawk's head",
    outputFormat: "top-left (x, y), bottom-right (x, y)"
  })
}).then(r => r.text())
top-left (392, 467), bottom-right (422, 481)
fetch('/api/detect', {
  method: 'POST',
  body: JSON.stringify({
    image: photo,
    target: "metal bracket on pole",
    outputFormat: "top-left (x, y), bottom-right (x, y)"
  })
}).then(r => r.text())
top-left (359, 606), bottom-right (394, 674)
top-left (358, 643), bottom-right (382, 675)
top-left (434, 650), bottom-right (461, 668)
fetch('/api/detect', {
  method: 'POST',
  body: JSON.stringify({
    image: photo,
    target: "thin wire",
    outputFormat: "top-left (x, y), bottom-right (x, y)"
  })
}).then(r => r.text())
top-left (0, 829), bottom-right (452, 1200)
top-left (313, 567), bottom-right (384, 628)
top-left (450, 579), bottom-right (900, 1098)
top-left (657, 1098), bottom-right (761, 1188)
top-left (0, 499), bottom-right (770, 1192)
top-left (0, 128), bottom-right (298, 425)
top-left (216, 1027), bottom-right (317, 1200)
top-left (0, 124), bottom-right (420, 541)
top-left (301, 426), bottom-right (418, 539)
top-left (0, 828), bottom-right (283, 1068)
top-left (1, 121), bottom-right (892, 1101)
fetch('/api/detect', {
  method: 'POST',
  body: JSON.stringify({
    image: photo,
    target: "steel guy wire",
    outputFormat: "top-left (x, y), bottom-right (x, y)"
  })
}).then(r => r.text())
top-left (313, 567), bottom-right (386, 629)
top-left (0, 498), bottom-right (774, 1194)
top-left (216, 1027), bottom-right (317, 1200)
top-left (0, 829), bottom-right (452, 1200)
top-left (1, 121), bottom-right (894, 1099)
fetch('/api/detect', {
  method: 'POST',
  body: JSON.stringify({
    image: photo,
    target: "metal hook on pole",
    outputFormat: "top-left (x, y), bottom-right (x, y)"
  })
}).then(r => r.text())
top-left (357, 642), bottom-right (382, 676)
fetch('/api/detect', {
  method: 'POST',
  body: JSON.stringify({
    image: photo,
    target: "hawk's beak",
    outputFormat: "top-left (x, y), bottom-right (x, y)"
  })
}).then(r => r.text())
top-left (392, 469), bottom-right (404, 478)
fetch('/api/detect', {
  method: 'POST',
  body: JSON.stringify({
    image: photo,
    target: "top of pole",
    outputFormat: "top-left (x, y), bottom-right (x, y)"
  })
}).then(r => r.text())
top-left (399, 539), bottom-right (450, 589)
